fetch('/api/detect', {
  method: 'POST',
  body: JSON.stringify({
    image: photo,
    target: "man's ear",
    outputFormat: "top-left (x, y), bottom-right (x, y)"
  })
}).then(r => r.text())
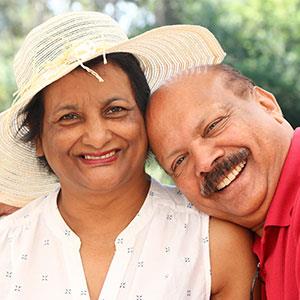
top-left (253, 86), bottom-right (284, 123)
top-left (35, 138), bottom-right (44, 157)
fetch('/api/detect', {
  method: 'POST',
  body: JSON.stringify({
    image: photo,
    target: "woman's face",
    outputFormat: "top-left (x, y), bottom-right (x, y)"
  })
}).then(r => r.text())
top-left (36, 62), bottom-right (148, 194)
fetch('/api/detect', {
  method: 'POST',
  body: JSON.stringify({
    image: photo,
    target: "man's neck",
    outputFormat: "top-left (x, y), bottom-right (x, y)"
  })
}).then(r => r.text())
top-left (252, 222), bottom-right (265, 237)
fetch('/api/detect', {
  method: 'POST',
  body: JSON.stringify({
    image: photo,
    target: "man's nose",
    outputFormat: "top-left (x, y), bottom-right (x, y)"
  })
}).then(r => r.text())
top-left (80, 118), bottom-right (113, 148)
top-left (191, 140), bottom-right (224, 177)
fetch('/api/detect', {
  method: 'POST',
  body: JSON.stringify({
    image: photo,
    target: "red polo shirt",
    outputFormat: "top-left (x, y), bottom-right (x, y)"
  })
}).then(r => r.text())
top-left (253, 128), bottom-right (300, 299)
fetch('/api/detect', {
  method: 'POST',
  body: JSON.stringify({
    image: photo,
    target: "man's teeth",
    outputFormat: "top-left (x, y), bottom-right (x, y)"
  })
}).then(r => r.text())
top-left (84, 151), bottom-right (115, 160)
top-left (216, 161), bottom-right (246, 191)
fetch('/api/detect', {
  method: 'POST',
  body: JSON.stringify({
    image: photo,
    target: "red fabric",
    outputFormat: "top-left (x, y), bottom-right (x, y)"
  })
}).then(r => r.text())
top-left (253, 128), bottom-right (300, 300)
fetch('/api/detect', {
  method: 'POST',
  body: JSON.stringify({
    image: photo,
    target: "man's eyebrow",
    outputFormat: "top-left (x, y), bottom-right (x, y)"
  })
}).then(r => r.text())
top-left (165, 148), bottom-right (181, 161)
top-left (165, 118), bottom-right (205, 161)
top-left (191, 102), bottom-right (232, 136)
top-left (193, 119), bottom-right (206, 138)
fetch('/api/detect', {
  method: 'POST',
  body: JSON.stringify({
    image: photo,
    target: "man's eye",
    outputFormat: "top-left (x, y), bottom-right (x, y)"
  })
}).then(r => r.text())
top-left (59, 113), bottom-right (79, 121)
top-left (204, 116), bottom-right (227, 136)
top-left (207, 121), bottom-right (218, 132)
top-left (172, 156), bottom-right (186, 172)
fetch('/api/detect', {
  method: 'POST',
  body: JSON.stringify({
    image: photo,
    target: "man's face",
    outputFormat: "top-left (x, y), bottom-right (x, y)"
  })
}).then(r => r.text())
top-left (146, 70), bottom-right (293, 229)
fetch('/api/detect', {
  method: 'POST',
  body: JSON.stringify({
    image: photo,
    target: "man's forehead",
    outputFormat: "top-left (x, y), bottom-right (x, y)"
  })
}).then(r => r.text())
top-left (151, 73), bottom-right (225, 113)
top-left (153, 68), bottom-right (221, 100)
top-left (149, 80), bottom-right (234, 138)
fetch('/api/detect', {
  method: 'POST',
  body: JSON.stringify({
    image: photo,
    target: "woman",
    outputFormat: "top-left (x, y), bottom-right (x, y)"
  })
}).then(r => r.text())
top-left (0, 11), bottom-right (258, 299)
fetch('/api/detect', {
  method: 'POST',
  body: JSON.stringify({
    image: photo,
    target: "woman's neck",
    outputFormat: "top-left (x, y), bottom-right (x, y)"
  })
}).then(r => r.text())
top-left (57, 172), bottom-right (150, 240)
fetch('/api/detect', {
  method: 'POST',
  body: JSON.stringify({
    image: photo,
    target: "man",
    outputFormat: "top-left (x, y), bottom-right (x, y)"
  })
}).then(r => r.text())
top-left (146, 63), bottom-right (299, 299)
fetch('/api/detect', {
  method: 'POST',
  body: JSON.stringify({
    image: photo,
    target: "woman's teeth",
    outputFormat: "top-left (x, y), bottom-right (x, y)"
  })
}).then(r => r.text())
top-left (216, 161), bottom-right (246, 191)
top-left (84, 151), bottom-right (116, 160)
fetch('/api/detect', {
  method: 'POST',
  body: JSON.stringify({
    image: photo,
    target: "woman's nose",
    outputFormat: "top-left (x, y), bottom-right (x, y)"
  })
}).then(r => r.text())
top-left (80, 118), bottom-right (113, 148)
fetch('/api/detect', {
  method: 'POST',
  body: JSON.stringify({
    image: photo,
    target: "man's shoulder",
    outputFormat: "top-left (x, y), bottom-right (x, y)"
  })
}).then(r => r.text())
top-left (0, 193), bottom-right (52, 234)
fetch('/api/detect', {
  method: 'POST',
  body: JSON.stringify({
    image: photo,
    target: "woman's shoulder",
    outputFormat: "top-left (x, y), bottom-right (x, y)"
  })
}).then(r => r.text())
top-left (150, 178), bottom-right (205, 215)
top-left (149, 179), bottom-right (209, 223)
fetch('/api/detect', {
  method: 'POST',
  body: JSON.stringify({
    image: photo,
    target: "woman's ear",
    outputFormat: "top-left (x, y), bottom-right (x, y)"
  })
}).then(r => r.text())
top-left (35, 138), bottom-right (44, 157)
top-left (253, 86), bottom-right (284, 123)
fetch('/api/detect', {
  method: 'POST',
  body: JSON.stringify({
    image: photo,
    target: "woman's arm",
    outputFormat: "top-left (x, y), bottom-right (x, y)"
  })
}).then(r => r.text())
top-left (210, 217), bottom-right (260, 300)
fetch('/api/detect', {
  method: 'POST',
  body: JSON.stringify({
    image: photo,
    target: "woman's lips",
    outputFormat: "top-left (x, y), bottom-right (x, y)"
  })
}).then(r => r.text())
top-left (79, 149), bottom-right (119, 165)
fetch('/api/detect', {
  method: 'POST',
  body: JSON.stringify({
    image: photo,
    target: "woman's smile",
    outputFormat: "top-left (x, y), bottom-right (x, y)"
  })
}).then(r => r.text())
top-left (78, 149), bottom-right (120, 166)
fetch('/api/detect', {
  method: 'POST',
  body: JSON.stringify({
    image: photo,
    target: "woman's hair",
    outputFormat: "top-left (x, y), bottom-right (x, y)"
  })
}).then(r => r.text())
top-left (18, 52), bottom-right (150, 173)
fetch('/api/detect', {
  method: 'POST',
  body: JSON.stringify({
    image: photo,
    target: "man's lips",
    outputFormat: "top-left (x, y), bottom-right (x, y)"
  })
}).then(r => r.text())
top-left (201, 148), bottom-right (249, 197)
top-left (79, 149), bottom-right (120, 165)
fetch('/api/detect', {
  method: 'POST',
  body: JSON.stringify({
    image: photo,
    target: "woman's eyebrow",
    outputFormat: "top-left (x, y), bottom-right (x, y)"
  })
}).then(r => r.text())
top-left (100, 97), bottom-right (130, 106)
top-left (53, 97), bottom-right (131, 115)
top-left (53, 104), bottom-right (79, 114)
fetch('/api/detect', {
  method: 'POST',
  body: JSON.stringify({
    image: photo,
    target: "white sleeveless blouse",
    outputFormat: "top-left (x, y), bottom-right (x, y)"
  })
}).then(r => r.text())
top-left (0, 179), bottom-right (211, 300)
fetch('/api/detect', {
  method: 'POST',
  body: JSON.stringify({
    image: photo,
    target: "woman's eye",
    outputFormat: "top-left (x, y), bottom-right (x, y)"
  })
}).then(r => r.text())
top-left (59, 113), bottom-right (79, 121)
top-left (105, 106), bottom-right (126, 115)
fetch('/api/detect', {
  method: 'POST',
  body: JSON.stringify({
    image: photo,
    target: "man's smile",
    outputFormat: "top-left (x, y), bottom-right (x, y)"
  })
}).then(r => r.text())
top-left (201, 148), bottom-right (249, 196)
top-left (216, 160), bottom-right (246, 191)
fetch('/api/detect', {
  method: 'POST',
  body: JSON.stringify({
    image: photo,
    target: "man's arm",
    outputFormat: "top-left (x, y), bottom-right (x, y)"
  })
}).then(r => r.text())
top-left (0, 203), bottom-right (19, 217)
top-left (210, 217), bottom-right (260, 300)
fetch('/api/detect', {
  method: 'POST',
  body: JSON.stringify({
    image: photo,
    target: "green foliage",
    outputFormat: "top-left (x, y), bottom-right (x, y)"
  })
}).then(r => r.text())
top-left (145, 155), bottom-right (173, 185)
top-left (220, 0), bottom-right (300, 127)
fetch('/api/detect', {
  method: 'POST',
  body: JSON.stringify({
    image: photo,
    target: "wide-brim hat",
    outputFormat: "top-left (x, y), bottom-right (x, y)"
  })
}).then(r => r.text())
top-left (0, 11), bottom-right (225, 207)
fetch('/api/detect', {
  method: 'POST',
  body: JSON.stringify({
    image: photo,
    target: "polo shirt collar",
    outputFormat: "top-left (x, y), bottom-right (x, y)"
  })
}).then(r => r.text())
top-left (264, 128), bottom-right (300, 228)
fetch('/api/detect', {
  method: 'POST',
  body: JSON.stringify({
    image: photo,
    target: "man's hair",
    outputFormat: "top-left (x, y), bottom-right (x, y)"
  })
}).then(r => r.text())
top-left (210, 64), bottom-right (255, 99)
top-left (160, 63), bottom-right (255, 99)
top-left (18, 52), bottom-right (150, 174)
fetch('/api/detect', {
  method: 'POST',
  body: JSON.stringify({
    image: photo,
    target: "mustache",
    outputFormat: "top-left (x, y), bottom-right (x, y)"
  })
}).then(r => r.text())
top-left (200, 148), bottom-right (250, 197)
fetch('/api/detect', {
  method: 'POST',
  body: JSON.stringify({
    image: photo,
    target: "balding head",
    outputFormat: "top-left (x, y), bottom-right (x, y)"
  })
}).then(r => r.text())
top-left (155, 64), bottom-right (255, 102)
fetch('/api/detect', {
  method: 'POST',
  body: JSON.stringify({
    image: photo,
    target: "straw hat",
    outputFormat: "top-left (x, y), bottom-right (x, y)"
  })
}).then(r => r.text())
top-left (0, 11), bottom-right (225, 207)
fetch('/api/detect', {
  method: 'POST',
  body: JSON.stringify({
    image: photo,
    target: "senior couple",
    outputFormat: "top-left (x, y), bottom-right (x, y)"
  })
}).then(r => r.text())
top-left (0, 11), bottom-right (298, 300)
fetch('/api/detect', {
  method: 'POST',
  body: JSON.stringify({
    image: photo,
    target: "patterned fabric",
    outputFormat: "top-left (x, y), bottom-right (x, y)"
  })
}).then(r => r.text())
top-left (0, 179), bottom-right (210, 300)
